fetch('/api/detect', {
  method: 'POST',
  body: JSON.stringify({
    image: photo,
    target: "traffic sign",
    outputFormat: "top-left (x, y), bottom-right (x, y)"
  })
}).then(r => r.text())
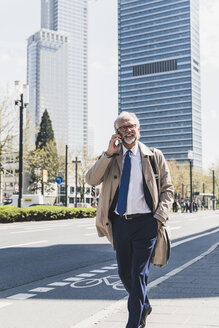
top-left (43, 170), bottom-right (48, 183)
top-left (56, 176), bottom-right (63, 184)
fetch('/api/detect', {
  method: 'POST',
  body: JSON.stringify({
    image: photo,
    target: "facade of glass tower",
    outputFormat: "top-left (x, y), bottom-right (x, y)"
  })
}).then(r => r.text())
top-left (118, 0), bottom-right (202, 167)
top-left (27, 0), bottom-right (88, 151)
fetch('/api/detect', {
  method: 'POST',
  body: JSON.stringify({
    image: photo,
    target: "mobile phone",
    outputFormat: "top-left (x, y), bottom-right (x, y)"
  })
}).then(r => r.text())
top-left (115, 139), bottom-right (121, 146)
top-left (115, 129), bottom-right (122, 146)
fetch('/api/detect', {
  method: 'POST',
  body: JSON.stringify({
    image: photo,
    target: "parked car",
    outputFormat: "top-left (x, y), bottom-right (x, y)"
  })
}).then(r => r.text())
top-left (3, 194), bottom-right (44, 207)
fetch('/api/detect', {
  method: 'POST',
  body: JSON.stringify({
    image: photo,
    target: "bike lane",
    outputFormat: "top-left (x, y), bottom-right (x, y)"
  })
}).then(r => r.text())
top-left (0, 259), bottom-right (127, 328)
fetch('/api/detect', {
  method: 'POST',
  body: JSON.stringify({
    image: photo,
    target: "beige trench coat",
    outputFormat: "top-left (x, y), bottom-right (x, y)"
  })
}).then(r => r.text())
top-left (86, 142), bottom-right (174, 248)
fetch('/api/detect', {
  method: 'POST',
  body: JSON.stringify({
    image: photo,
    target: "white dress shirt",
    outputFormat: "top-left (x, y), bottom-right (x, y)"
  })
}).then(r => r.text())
top-left (116, 143), bottom-right (151, 215)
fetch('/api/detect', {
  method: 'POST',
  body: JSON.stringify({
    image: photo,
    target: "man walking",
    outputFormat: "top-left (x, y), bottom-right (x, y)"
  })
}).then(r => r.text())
top-left (86, 111), bottom-right (174, 328)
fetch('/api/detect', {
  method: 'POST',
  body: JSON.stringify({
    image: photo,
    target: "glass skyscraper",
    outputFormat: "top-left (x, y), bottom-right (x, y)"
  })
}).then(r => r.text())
top-left (118, 0), bottom-right (202, 167)
top-left (27, 0), bottom-right (88, 151)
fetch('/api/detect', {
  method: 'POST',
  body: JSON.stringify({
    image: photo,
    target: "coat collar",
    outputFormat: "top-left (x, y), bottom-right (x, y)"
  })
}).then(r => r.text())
top-left (138, 141), bottom-right (154, 157)
top-left (115, 141), bottom-right (153, 173)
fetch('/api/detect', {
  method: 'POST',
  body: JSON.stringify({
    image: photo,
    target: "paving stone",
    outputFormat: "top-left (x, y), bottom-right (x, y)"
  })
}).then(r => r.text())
top-left (89, 246), bottom-right (219, 328)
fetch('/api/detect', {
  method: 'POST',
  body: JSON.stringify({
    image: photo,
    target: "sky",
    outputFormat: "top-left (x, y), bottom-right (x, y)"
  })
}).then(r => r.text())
top-left (0, 0), bottom-right (218, 170)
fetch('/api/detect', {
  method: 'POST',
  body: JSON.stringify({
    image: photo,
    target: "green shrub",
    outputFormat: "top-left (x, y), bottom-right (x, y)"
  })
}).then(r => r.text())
top-left (0, 206), bottom-right (96, 223)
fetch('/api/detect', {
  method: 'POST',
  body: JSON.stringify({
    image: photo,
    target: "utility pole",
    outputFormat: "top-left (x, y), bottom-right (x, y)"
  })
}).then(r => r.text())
top-left (72, 157), bottom-right (81, 207)
top-left (212, 167), bottom-right (215, 210)
top-left (188, 150), bottom-right (193, 213)
top-left (65, 145), bottom-right (68, 207)
top-left (14, 82), bottom-right (29, 208)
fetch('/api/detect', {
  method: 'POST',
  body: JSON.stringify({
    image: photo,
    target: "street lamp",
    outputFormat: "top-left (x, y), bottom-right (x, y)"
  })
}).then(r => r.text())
top-left (14, 81), bottom-right (29, 208)
top-left (65, 145), bottom-right (68, 207)
top-left (72, 156), bottom-right (81, 207)
top-left (188, 150), bottom-right (193, 213)
top-left (212, 163), bottom-right (216, 210)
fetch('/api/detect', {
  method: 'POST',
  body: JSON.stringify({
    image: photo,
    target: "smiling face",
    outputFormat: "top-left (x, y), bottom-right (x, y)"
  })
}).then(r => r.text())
top-left (117, 115), bottom-right (140, 149)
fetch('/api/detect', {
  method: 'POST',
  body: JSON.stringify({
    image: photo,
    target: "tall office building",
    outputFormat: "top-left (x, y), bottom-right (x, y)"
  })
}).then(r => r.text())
top-left (27, 0), bottom-right (88, 151)
top-left (27, 29), bottom-right (69, 147)
top-left (118, 0), bottom-right (202, 167)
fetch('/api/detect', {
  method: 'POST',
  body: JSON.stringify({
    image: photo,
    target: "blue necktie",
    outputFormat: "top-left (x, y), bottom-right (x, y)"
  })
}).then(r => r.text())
top-left (117, 150), bottom-right (132, 216)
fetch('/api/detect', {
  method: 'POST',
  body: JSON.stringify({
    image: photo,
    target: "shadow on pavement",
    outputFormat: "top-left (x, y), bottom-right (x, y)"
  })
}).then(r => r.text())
top-left (0, 227), bottom-right (218, 301)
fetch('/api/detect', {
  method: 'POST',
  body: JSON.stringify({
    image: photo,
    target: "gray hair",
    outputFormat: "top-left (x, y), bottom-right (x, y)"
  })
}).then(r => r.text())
top-left (114, 111), bottom-right (140, 131)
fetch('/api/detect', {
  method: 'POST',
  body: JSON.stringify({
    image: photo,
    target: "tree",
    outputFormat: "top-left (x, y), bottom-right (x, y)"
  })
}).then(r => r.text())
top-left (27, 110), bottom-right (59, 192)
top-left (77, 150), bottom-right (97, 202)
top-left (0, 90), bottom-right (19, 202)
top-left (167, 160), bottom-right (219, 201)
top-left (27, 140), bottom-right (59, 192)
top-left (36, 109), bottom-right (54, 149)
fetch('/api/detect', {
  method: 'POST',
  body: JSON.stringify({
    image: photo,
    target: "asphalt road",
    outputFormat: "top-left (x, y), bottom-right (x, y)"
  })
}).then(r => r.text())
top-left (0, 210), bottom-right (218, 328)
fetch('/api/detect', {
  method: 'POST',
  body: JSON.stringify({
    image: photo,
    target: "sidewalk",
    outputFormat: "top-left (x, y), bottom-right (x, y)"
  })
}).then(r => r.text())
top-left (86, 243), bottom-right (219, 328)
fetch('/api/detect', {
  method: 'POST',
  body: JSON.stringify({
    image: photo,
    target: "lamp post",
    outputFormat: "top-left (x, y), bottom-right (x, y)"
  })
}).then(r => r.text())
top-left (14, 81), bottom-right (29, 208)
top-left (65, 145), bottom-right (68, 207)
top-left (212, 164), bottom-right (216, 210)
top-left (72, 156), bottom-right (81, 207)
top-left (188, 150), bottom-right (193, 213)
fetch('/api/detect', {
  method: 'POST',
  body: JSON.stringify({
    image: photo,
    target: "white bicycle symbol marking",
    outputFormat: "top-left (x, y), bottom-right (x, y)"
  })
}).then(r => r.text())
top-left (70, 274), bottom-right (125, 290)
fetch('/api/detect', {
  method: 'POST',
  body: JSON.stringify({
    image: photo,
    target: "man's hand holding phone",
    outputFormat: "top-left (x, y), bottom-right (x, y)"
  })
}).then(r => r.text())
top-left (106, 133), bottom-right (122, 156)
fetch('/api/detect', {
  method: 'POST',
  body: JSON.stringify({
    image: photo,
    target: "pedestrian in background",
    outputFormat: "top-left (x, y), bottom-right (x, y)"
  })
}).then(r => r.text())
top-left (86, 111), bottom-right (174, 328)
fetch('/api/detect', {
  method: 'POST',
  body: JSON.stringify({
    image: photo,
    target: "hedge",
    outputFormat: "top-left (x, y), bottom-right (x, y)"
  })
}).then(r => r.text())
top-left (0, 206), bottom-right (97, 223)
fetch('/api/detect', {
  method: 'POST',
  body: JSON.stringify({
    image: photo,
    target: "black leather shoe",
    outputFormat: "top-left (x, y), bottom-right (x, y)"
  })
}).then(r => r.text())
top-left (139, 305), bottom-right (152, 328)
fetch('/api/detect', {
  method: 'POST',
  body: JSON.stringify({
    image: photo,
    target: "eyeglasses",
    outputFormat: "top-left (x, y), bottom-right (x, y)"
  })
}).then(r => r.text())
top-left (118, 124), bottom-right (137, 132)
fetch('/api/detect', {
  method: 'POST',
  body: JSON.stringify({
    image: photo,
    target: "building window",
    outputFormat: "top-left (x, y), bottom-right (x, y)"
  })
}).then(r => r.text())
top-left (193, 66), bottom-right (199, 73)
top-left (133, 60), bottom-right (177, 77)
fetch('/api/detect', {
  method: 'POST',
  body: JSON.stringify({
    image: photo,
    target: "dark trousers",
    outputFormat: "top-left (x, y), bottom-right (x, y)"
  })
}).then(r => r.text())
top-left (112, 213), bottom-right (157, 328)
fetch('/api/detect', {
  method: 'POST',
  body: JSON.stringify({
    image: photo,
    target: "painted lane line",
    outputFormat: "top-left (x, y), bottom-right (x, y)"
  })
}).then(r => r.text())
top-left (0, 240), bottom-right (48, 249)
top-left (101, 266), bottom-right (117, 270)
top-left (29, 287), bottom-right (54, 293)
top-left (169, 226), bottom-right (181, 231)
top-left (48, 282), bottom-right (70, 286)
top-left (7, 293), bottom-right (36, 300)
top-left (10, 229), bottom-right (51, 234)
top-left (73, 242), bottom-right (219, 328)
top-left (90, 270), bottom-right (108, 273)
top-left (72, 296), bottom-right (128, 328)
top-left (169, 220), bottom-right (182, 223)
top-left (76, 273), bottom-right (96, 278)
top-left (148, 242), bottom-right (219, 289)
top-left (84, 233), bottom-right (97, 236)
top-left (171, 227), bottom-right (219, 248)
top-left (79, 224), bottom-right (95, 228)
top-left (64, 277), bottom-right (84, 282)
top-left (0, 302), bottom-right (12, 309)
top-left (111, 264), bottom-right (118, 267)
